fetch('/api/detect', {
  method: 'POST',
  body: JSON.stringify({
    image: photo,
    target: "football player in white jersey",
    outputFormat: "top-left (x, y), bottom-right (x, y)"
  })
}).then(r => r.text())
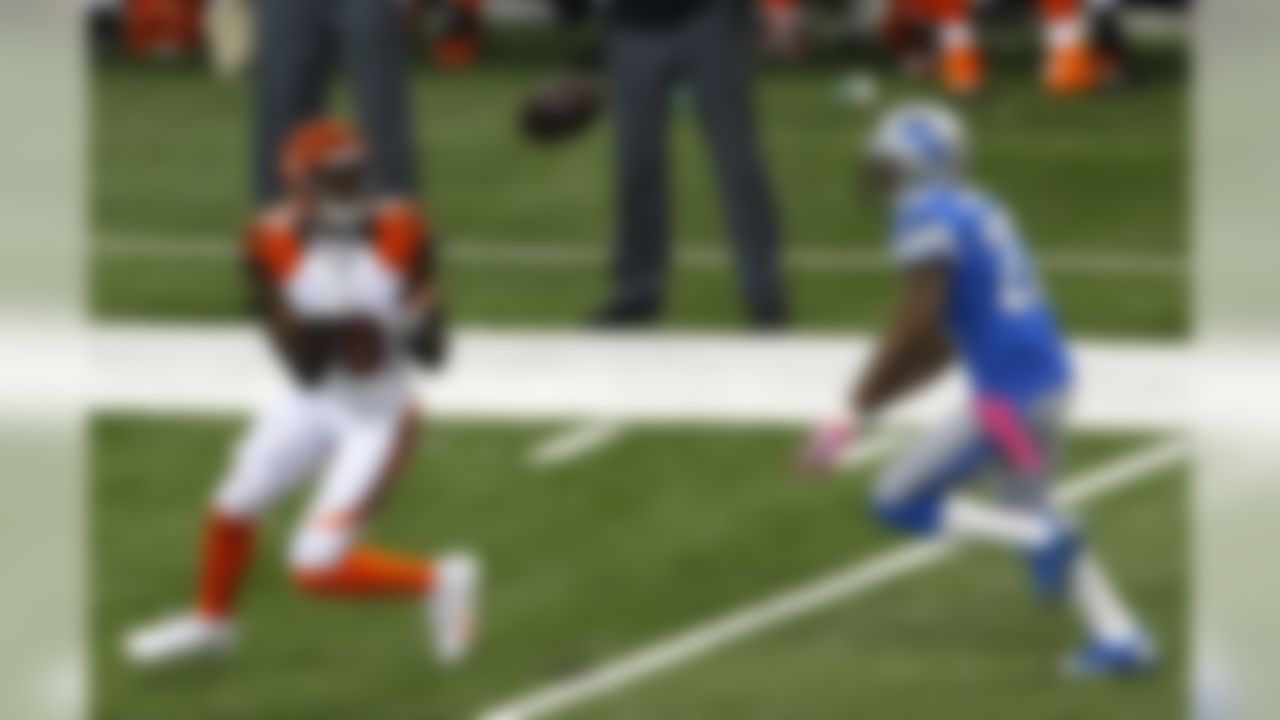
top-left (124, 118), bottom-right (480, 667)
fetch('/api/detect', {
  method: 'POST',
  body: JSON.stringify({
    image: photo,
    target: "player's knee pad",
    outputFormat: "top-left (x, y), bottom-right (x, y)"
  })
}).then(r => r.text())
top-left (871, 492), bottom-right (944, 535)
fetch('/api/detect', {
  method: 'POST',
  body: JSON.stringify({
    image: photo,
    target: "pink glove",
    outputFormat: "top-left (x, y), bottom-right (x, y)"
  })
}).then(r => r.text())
top-left (796, 415), bottom-right (858, 476)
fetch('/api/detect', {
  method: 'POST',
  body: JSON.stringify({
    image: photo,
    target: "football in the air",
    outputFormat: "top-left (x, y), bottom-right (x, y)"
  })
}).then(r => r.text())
top-left (519, 74), bottom-right (604, 144)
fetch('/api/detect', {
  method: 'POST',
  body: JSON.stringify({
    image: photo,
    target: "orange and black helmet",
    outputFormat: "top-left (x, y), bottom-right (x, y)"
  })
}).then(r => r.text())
top-left (280, 118), bottom-right (367, 190)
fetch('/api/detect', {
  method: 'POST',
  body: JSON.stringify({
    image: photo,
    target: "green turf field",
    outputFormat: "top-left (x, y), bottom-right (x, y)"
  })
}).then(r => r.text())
top-left (94, 417), bottom-right (1185, 719)
top-left (91, 30), bottom-right (1190, 718)
top-left (92, 44), bottom-right (1187, 334)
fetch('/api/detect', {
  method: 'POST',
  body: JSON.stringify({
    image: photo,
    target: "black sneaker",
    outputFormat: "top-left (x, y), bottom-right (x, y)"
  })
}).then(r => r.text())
top-left (749, 305), bottom-right (790, 333)
top-left (588, 301), bottom-right (661, 330)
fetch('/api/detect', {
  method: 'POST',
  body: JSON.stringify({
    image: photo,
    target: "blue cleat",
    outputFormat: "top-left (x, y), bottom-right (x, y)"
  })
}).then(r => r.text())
top-left (1065, 633), bottom-right (1158, 678)
top-left (1028, 524), bottom-right (1081, 602)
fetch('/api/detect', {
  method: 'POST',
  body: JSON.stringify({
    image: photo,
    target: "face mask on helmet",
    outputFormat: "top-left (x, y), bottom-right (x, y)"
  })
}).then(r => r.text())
top-left (307, 153), bottom-right (373, 234)
top-left (280, 119), bottom-right (375, 234)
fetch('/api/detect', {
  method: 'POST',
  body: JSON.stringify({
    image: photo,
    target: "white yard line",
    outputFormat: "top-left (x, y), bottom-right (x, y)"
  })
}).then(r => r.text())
top-left (529, 421), bottom-right (626, 469)
top-left (90, 325), bottom-right (1191, 429)
top-left (96, 236), bottom-right (1185, 276)
top-left (477, 439), bottom-right (1188, 720)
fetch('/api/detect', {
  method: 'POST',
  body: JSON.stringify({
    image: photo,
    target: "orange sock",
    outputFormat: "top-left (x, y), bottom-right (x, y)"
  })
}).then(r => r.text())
top-left (196, 512), bottom-right (257, 620)
top-left (1040, 0), bottom-right (1097, 95)
top-left (928, 0), bottom-right (984, 95)
top-left (294, 546), bottom-right (434, 598)
top-left (434, 0), bottom-right (484, 69)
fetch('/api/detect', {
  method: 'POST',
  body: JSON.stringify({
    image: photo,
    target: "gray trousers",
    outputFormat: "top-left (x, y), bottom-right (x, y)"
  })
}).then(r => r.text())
top-left (253, 0), bottom-right (419, 204)
top-left (607, 0), bottom-right (786, 318)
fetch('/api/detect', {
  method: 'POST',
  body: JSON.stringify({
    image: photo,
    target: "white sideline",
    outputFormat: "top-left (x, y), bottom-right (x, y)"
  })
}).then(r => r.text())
top-left (529, 421), bottom-right (625, 469)
top-left (477, 439), bottom-right (1188, 720)
top-left (90, 325), bottom-right (1191, 430)
top-left (97, 236), bottom-right (1185, 277)
top-left (528, 423), bottom-right (893, 472)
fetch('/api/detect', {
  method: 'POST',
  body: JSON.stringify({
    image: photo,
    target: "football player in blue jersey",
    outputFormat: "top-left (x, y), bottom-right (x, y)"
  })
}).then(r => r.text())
top-left (798, 101), bottom-right (1155, 677)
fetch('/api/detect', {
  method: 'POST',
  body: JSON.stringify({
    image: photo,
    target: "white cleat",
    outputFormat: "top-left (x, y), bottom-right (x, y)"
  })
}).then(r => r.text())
top-left (428, 552), bottom-right (482, 666)
top-left (124, 613), bottom-right (235, 667)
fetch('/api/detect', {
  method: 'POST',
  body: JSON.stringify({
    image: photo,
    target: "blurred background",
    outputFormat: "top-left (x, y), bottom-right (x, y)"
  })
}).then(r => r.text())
top-left (87, 1), bottom-right (1190, 718)
top-left (89, 0), bottom-right (1188, 334)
